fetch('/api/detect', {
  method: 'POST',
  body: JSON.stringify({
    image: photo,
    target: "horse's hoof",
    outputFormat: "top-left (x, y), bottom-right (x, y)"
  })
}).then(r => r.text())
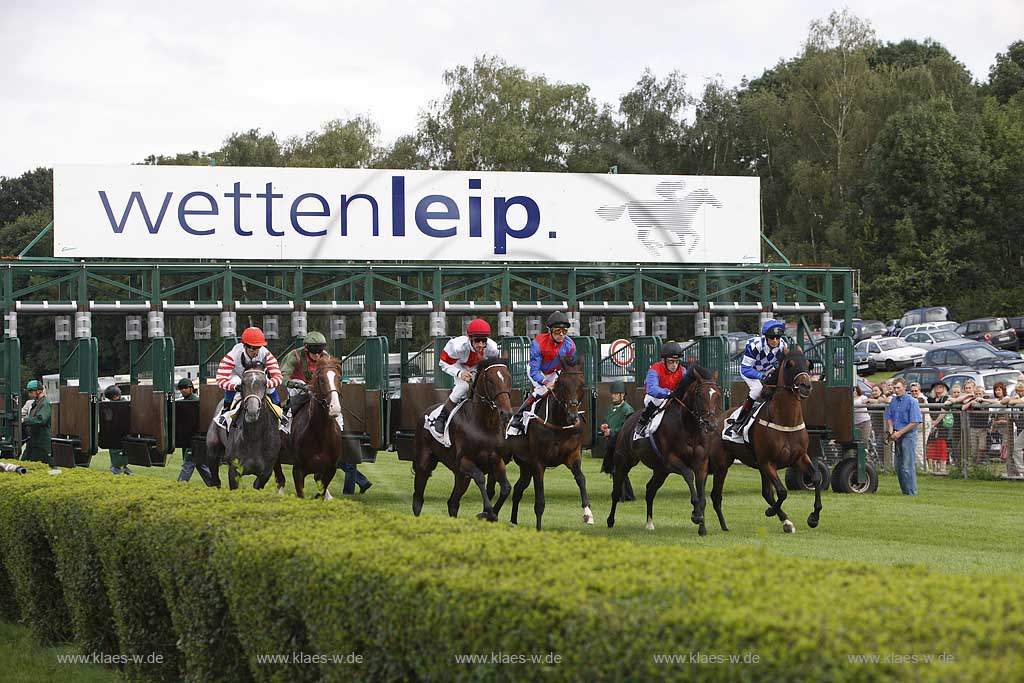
top-left (645, 519), bottom-right (655, 531)
top-left (476, 511), bottom-right (490, 520)
top-left (807, 514), bottom-right (819, 529)
top-left (698, 526), bottom-right (707, 537)
top-left (509, 522), bottom-right (517, 528)
top-left (691, 512), bottom-right (703, 525)
top-left (606, 517), bottom-right (615, 528)
top-left (783, 520), bottom-right (796, 533)
top-left (276, 486), bottom-right (285, 495)
top-left (582, 506), bottom-right (594, 525)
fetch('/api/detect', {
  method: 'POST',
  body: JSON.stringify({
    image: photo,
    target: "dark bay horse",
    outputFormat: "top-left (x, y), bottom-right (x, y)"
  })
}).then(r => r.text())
top-left (502, 353), bottom-right (592, 530)
top-left (206, 362), bottom-right (281, 490)
top-left (707, 346), bottom-right (822, 533)
top-left (412, 357), bottom-right (514, 521)
top-left (274, 357), bottom-right (346, 499)
top-left (606, 362), bottom-right (721, 535)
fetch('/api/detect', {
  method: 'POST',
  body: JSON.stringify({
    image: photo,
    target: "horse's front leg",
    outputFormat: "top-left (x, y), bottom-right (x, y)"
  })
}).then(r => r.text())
top-left (568, 457), bottom-right (593, 525)
top-left (317, 463), bottom-right (338, 501)
top-left (760, 464), bottom-right (793, 532)
top-left (532, 465), bottom-right (546, 531)
top-left (273, 461), bottom-right (286, 495)
top-left (795, 452), bottom-right (823, 529)
top-left (447, 473), bottom-right (472, 518)
top-left (710, 456), bottom-right (730, 532)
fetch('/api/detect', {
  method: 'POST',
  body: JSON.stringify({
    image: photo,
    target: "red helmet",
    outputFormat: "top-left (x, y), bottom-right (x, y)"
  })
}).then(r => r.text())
top-left (467, 319), bottom-right (491, 336)
top-left (241, 327), bottom-right (267, 347)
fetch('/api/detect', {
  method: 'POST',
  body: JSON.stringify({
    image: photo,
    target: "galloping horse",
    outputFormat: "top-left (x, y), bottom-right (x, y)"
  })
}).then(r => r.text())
top-left (707, 346), bottom-right (822, 533)
top-left (502, 353), bottom-right (592, 531)
top-left (206, 360), bottom-right (281, 490)
top-left (274, 357), bottom-right (346, 499)
top-left (606, 362), bottom-right (721, 536)
top-left (412, 357), bottom-right (514, 521)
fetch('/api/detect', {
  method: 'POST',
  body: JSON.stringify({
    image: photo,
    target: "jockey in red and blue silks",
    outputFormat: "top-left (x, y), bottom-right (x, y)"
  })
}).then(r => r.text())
top-left (634, 341), bottom-right (685, 436)
top-left (725, 318), bottom-right (788, 436)
top-left (508, 311), bottom-right (577, 431)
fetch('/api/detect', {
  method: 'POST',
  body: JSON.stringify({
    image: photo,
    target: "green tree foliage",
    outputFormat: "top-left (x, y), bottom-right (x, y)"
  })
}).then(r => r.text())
top-left (213, 128), bottom-right (283, 167)
top-left (419, 55), bottom-right (608, 172)
top-left (615, 70), bottom-right (690, 174)
top-left (282, 117), bottom-right (379, 168)
top-left (987, 40), bottom-right (1024, 103)
top-left (0, 168), bottom-right (52, 228)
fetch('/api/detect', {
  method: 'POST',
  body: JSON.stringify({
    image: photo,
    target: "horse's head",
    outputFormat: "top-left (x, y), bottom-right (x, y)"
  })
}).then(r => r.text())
top-left (472, 357), bottom-right (514, 423)
top-left (550, 352), bottom-right (586, 425)
top-left (674, 361), bottom-right (721, 434)
top-left (779, 347), bottom-right (812, 400)
top-left (312, 357), bottom-right (344, 418)
top-left (240, 364), bottom-right (267, 424)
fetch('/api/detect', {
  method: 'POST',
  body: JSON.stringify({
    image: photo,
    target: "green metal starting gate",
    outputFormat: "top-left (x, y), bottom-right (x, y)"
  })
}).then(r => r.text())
top-left (0, 338), bottom-right (21, 457)
top-left (130, 336), bottom-right (176, 455)
top-left (57, 337), bottom-right (99, 457)
top-left (632, 336), bottom-right (663, 386)
top-left (499, 336), bottom-right (533, 393)
top-left (432, 337), bottom-right (454, 389)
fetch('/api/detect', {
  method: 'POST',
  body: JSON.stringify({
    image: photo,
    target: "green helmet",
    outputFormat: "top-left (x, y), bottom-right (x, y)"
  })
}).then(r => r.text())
top-left (610, 381), bottom-right (627, 394)
top-left (176, 378), bottom-right (194, 390)
top-left (304, 331), bottom-right (327, 345)
top-left (25, 379), bottom-right (42, 391)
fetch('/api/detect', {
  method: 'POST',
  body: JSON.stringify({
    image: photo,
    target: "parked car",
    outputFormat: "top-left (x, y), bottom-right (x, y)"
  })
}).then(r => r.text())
top-left (940, 369), bottom-right (1022, 398)
top-left (890, 367), bottom-right (960, 395)
top-left (897, 306), bottom-right (953, 333)
top-left (902, 329), bottom-right (964, 348)
top-left (854, 347), bottom-right (871, 375)
top-left (897, 321), bottom-right (959, 338)
top-left (833, 319), bottom-right (886, 342)
top-left (923, 340), bottom-right (1024, 371)
top-left (1009, 316), bottom-right (1024, 341)
top-left (955, 317), bottom-right (1019, 351)
top-left (884, 319), bottom-right (900, 337)
top-left (855, 337), bottom-right (926, 371)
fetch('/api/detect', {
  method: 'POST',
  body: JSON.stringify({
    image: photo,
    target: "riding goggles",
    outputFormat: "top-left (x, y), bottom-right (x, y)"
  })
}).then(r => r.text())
top-left (549, 326), bottom-right (569, 334)
top-left (766, 331), bottom-right (783, 339)
top-left (470, 336), bottom-right (488, 344)
top-left (306, 344), bottom-right (327, 355)
top-left (244, 344), bottom-right (261, 352)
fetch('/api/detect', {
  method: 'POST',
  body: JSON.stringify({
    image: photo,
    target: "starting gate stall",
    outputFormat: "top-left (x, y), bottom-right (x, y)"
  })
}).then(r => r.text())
top-left (120, 336), bottom-right (176, 467)
top-left (334, 336), bottom-right (388, 463)
top-left (192, 337), bottom-right (237, 467)
top-left (392, 338), bottom-right (450, 461)
top-left (0, 338), bottom-right (21, 458)
top-left (51, 336), bottom-right (99, 468)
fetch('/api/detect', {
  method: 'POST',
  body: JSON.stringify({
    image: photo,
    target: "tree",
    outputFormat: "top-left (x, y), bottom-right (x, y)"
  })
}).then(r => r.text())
top-left (283, 116), bottom-right (379, 168)
top-left (616, 70), bottom-right (690, 174)
top-left (141, 151), bottom-right (215, 166)
top-left (419, 55), bottom-right (604, 172)
top-left (987, 40), bottom-right (1024, 103)
top-left (213, 129), bottom-right (282, 167)
top-left (683, 78), bottom-right (745, 175)
top-left (0, 168), bottom-right (53, 228)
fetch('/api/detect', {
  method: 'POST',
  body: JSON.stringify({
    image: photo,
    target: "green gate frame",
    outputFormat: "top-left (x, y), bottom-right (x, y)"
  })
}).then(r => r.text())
top-left (57, 337), bottom-right (99, 456)
top-left (0, 338), bottom-right (21, 457)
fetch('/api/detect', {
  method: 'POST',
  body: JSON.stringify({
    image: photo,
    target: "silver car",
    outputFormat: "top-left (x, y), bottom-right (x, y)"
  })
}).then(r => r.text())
top-left (902, 329), bottom-right (964, 349)
top-left (941, 369), bottom-right (1022, 398)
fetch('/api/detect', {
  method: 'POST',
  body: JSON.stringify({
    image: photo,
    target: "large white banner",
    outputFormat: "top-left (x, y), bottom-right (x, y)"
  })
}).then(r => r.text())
top-left (53, 165), bottom-right (760, 263)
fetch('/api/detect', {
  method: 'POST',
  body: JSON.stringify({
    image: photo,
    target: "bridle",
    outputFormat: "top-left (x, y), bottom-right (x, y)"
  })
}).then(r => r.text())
top-left (670, 379), bottom-right (719, 433)
top-left (471, 363), bottom-right (512, 413)
top-left (762, 358), bottom-right (812, 400)
top-left (546, 369), bottom-right (586, 427)
top-left (241, 368), bottom-right (267, 416)
top-left (311, 362), bottom-right (343, 411)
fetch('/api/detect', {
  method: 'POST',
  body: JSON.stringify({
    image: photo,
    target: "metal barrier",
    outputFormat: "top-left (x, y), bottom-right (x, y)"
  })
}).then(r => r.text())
top-left (0, 338), bottom-right (21, 457)
top-left (431, 337), bottom-right (454, 389)
top-left (339, 336), bottom-right (390, 452)
top-left (632, 336), bottom-right (662, 386)
top-left (54, 337), bottom-right (99, 464)
top-left (863, 403), bottom-right (1024, 479)
top-left (694, 336), bottom-right (731, 402)
top-left (499, 336), bottom-right (532, 393)
top-left (128, 336), bottom-right (176, 458)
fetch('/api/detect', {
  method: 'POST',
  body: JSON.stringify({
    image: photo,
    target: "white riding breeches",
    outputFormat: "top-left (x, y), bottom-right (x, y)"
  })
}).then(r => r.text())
top-left (449, 377), bottom-right (472, 403)
top-left (643, 395), bottom-right (667, 409)
top-left (530, 372), bottom-right (559, 398)
top-left (743, 376), bottom-right (765, 401)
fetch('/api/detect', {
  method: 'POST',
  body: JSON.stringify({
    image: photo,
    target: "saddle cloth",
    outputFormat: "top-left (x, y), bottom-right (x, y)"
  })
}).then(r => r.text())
top-left (424, 400), bottom-right (468, 447)
top-left (632, 409), bottom-right (667, 441)
top-left (216, 395), bottom-right (284, 431)
top-left (721, 402), bottom-right (767, 444)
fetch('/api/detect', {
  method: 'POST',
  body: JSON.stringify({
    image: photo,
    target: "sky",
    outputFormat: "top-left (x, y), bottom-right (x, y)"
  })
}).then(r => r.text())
top-left (0, 0), bottom-right (1020, 179)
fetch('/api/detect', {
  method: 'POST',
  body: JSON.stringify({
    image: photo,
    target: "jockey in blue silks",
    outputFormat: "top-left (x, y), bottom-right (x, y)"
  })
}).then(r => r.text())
top-left (725, 319), bottom-right (788, 437)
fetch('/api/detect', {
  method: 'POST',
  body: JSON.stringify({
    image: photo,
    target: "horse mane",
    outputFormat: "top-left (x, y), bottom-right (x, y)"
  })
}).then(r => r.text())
top-left (240, 354), bottom-right (265, 372)
top-left (474, 356), bottom-right (508, 375)
top-left (558, 351), bottom-right (583, 371)
top-left (315, 356), bottom-right (343, 372)
top-left (671, 359), bottom-right (712, 400)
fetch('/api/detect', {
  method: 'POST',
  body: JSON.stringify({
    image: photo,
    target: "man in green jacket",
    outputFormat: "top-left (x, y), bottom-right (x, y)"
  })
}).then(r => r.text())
top-left (21, 379), bottom-right (53, 467)
top-left (599, 380), bottom-right (636, 501)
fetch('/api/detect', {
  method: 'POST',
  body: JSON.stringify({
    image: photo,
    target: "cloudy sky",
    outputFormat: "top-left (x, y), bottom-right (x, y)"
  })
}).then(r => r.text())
top-left (0, 0), bottom-right (1019, 178)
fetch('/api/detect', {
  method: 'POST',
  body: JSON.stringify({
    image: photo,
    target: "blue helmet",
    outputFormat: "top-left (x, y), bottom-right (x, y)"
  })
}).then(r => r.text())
top-left (761, 319), bottom-right (785, 337)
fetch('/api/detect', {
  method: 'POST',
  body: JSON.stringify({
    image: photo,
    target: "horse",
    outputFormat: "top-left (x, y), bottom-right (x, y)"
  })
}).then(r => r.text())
top-left (273, 356), bottom-right (346, 499)
top-left (412, 357), bottom-right (514, 521)
top-left (707, 346), bottom-right (822, 533)
top-left (501, 353), bottom-right (592, 531)
top-left (605, 362), bottom-right (721, 536)
top-left (206, 360), bottom-right (282, 490)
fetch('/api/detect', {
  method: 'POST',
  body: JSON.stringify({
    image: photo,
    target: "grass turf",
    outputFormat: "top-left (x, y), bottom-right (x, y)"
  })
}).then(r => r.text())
top-left (91, 447), bottom-right (1024, 575)
top-left (0, 620), bottom-right (122, 683)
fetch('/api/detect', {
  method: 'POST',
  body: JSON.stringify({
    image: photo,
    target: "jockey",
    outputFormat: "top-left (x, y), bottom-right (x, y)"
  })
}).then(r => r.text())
top-left (634, 341), bottom-right (685, 436)
top-left (216, 326), bottom-right (283, 414)
top-left (508, 311), bottom-right (577, 432)
top-left (431, 318), bottom-right (500, 433)
top-left (725, 319), bottom-right (788, 436)
top-left (280, 331), bottom-right (331, 388)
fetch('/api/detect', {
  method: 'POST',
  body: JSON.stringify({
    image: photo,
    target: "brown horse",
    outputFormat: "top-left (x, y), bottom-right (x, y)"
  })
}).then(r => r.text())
top-left (274, 357), bottom-right (346, 499)
top-left (707, 346), bottom-right (823, 533)
top-left (501, 353), bottom-right (592, 531)
top-left (606, 362), bottom-right (721, 536)
top-left (412, 357), bottom-right (514, 521)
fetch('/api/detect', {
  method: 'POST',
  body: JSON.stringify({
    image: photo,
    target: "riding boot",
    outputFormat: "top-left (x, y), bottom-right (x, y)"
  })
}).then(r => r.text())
top-left (725, 396), bottom-right (756, 436)
top-left (508, 394), bottom-right (537, 431)
top-left (432, 399), bottom-right (457, 433)
top-left (633, 402), bottom-right (660, 437)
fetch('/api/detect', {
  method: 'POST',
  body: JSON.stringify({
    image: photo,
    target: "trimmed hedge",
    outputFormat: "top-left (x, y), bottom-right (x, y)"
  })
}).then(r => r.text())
top-left (1, 460), bottom-right (1023, 682)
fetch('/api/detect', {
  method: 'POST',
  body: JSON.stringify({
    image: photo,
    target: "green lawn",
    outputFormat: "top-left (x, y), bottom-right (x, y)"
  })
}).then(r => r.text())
top-left (96, 447), bottom-right (1024, 575)
top-left (0, 621), bottom-right (122, 683)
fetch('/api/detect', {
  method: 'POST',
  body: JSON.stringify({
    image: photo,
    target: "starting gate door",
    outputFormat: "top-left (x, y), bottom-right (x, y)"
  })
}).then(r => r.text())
top-left (0, 338), bottom-right (21, 457)
top-left (53, 337), bottom-right (99, 467)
